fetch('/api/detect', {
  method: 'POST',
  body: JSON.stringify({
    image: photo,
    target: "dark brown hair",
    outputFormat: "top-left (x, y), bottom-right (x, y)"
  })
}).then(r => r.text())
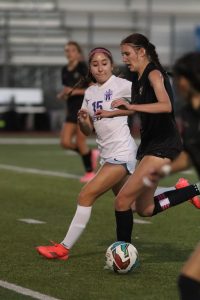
top-left (173, 52), bottom-right (200, 92)
top-left (121, 33), bottom-right (166, 75)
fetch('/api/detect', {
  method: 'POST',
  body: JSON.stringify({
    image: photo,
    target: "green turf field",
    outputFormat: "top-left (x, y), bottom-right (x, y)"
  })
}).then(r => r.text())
top-left (0, 139), bottom-right (199, 300)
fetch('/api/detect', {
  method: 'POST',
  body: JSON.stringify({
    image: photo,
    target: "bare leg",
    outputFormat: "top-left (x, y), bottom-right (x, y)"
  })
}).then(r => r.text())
top-left (170, 151), bottom-right (192, 173)
top-left (60, 122), bottom-right (77, 150)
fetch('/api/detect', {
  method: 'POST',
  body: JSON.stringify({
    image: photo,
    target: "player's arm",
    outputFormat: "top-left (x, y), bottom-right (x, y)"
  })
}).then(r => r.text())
top-left (95, 97), bottom-right (134, 119)
top-left (112, 70), bottom-right (172, 113)
top-left (77, 109), bottom-right (93, 136)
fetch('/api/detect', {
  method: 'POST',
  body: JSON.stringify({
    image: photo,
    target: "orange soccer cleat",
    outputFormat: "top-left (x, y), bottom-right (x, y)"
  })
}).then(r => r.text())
top-left (175, 178), bottom-right (200, 209)
top-left (36, 241), bottom-right (69, 260)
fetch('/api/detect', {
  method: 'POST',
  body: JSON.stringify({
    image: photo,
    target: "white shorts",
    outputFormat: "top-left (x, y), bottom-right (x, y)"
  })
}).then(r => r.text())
top-left (100, 157), bottom-right (136, 174)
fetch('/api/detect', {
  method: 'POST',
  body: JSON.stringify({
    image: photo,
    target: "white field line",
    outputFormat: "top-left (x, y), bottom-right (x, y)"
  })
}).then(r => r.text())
top-left (0, 137), bottom-right (97, 145)
top-left (0, 164), bottom-right (81, 179)
top-left (0, 280), bottom-right (60, 300)
top-left (18, 218), bottom-right (46, 224)
top-left (0, 164), bottom-right (177, 192)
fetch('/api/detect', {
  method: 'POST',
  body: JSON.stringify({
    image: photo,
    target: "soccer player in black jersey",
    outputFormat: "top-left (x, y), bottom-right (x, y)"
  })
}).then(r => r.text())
top-left (168, 53), bottom-right (200, 179)
top-left (57, 41), bottom-right (99, 182)
top-left (96, 33), bottom-right (200, 243)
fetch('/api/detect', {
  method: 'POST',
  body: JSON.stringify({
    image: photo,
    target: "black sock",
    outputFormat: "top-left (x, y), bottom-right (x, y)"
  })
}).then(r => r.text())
top-left (152, 184), bottom-right (200, 215)
top-left (81, 151), bottom-right (93, 172)
top-left (178, 274), bottom-right (200, 300)
top-left (115, 209), bottom-right (133, 243)
top-left (74, 147), bottom-right (80, 153)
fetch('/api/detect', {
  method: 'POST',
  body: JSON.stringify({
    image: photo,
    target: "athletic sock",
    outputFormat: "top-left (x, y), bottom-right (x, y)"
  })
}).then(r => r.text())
top-left (178, 274), bottom-right (200, 300)
top-left (61, 205), bottom-right (92, 249)
top-left (152, 184), bottom-right (200, 215)
top-left (115, 209), bottom-right (133, 243)
top-left (74, 147), bottom-right (80, 153)
top-left (81, 151), bottom-right (93, 172)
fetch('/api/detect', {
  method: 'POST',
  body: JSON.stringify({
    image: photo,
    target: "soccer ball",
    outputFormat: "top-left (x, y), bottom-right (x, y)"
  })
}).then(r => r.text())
top-left (105, 241), bottom-right (139, 274)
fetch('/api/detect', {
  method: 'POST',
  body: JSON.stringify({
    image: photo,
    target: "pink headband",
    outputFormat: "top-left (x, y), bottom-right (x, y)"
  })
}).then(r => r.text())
top-left (89, 48), bottom-right (112, 58)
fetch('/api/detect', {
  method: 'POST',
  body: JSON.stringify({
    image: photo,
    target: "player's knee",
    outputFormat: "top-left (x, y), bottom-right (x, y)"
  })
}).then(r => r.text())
top-left (78, 188), bottom-right (97, 206)
top-left (115, 194), bottom-right (130, 211)
top-left (136, 206), bottom-right (153, 217)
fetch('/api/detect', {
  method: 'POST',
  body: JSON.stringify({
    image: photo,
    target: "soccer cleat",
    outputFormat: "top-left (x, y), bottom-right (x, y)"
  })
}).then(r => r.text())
top-left (80, 171), bottom-right (96, 183)
top-left (91, 149), bottom-right (99, 171)
top-left (36, 241), bottom-right (69, 260)
top-left (175, 178), bottom-right (200, 209)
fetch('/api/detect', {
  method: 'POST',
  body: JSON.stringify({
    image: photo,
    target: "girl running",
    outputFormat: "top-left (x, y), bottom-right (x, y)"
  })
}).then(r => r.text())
top-left (36, 47), bottom-right (138, 260)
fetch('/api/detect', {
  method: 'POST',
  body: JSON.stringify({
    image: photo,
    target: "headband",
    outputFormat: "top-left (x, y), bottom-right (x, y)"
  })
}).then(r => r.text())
top-left (89, 48), bottom-right (112, 59)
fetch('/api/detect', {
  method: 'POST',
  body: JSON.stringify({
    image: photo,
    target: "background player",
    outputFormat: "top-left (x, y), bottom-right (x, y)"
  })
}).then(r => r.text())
top-left (166, 52), bottom-right (200, 179)
top-left (57, 41), bottom-right (99, 182)
top-left (36, 47), bottom-right (138, 260)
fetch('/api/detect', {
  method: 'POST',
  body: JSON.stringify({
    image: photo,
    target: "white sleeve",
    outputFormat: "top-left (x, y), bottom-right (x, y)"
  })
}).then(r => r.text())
top-left (81, 91), bottom-right (88, 109)
top-left (122, 80), bottom-right (132, 102)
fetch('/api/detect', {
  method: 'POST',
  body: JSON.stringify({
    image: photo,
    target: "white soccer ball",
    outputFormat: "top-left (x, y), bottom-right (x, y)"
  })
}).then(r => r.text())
top-left (105, 241), bottom-right (139, 274)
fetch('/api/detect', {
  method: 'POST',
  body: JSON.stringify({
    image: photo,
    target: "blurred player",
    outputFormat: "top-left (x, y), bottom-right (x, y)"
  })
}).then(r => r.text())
top-left (178, 243), bottom-right (200, 300)
top-left (57, 41), bottom-right (98, 182)
top-left (36, 47), bottom-right (138, 260)
top-left (156, 53), bottom-right (200, 208)
top-left (168, 52), bottom-right (200, 178)
top-left (96, 33), bottom-right (200, 243)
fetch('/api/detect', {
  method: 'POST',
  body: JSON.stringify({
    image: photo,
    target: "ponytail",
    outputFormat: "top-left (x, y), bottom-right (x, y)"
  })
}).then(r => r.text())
top-left (147, 42), bottom-right (166, 75)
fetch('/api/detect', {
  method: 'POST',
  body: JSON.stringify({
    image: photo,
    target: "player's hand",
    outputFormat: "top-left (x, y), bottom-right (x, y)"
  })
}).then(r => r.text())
top-left (56, 92), bottom-right (67, 100)
top-left (64, 87), bottom-right (73, 95)
top-left (95, 110), bottom-right (114, 119)
top-left (111, 99), bottom-right (131, 110)
top-left (77, 109), bottom-right (90, 123)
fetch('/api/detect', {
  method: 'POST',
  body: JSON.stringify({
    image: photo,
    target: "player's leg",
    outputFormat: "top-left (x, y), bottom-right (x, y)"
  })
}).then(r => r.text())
top-left (60, 121), bottom-right (78, 151)
top-left (76, 124), bottom-right (97, 182)
top-left (36, 163), bottom-right (128, 259)
top-left (115, 156), bottom-right (200, 242)
top-left (170, 151), bottom-right (192, 173)
top-left (114, 156), bottom-right (166, 243)
top-left (178, 243), bottom-right (200, 300)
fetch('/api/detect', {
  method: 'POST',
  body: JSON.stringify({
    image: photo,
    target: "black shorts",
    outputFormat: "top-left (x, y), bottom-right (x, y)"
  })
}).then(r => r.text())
top-left (136, 145), bottom-right (182, 161)
top-left (65, 96), bottom-right (83, 124)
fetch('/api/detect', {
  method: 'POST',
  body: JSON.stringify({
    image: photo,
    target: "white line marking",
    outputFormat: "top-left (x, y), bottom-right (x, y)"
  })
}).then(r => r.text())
top-left (18, 218), bottom-right (46, 224)
top-left (0, 137), bottom-right (97, 145)
top-left (0, 164), bottom-right (81, 179)
top-left (0, 279), bottom-right (61, 300)
top-left (134, 218), bottom-right (152, 224)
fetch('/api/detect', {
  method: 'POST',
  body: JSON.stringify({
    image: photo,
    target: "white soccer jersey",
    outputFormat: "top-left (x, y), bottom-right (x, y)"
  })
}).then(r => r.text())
top-left (82, 75), bottom-right (138, 161)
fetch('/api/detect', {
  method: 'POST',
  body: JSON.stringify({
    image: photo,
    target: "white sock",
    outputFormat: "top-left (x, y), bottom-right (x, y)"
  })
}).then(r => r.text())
top-left (61, 205), bottom-right (92, 249)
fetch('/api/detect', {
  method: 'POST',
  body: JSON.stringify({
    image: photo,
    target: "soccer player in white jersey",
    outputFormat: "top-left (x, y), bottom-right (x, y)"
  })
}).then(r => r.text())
top-left (36, 47), bottom-right (138, 260)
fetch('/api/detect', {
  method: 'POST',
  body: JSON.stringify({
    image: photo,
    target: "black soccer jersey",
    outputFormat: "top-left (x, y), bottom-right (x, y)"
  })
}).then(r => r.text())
top-left (61, 61), bottom-right (88, 89)
top-left (132, 62), bottom-right (182, 160)
top-left (61, 61), bottom-right (88, 123)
